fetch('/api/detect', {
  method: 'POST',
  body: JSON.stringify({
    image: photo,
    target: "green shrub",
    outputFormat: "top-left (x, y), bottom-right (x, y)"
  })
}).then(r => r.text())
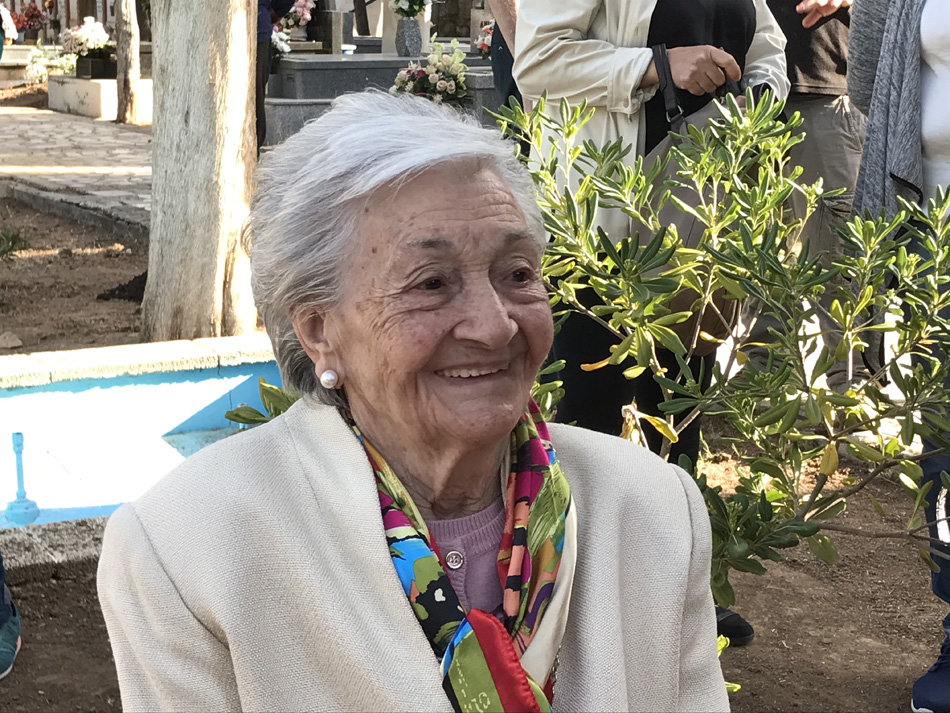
top-left (491, 93), bottom-right (950, 606)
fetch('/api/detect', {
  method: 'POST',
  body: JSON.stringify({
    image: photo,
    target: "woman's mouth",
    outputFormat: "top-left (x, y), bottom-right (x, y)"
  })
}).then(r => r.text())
top-left (436, 366), bottom-right (507, 379)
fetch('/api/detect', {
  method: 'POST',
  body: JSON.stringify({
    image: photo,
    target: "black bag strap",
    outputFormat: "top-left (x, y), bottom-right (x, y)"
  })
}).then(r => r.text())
top-left (651, 44), bottom-right (685, 132)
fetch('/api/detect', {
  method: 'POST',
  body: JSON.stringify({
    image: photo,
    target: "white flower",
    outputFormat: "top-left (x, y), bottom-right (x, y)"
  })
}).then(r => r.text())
top-left (436, 79), bottom-right (447, 91)
top-left (447, 80), bottom-right (456, 94)
top-left (441, 54), bottom-right (452, 66)
top-left (427, 53), bottom-right (439, 64)
top-left (425, 63), bottom-right (438, 75)
top-left (429, 74), bottom-right (439, 84)
top-left (388, 85), bottom-right (398, 95)
top-left (432, 94), bottom-right (443, 104)
top-left (450, 63), bottom-right (463, 76)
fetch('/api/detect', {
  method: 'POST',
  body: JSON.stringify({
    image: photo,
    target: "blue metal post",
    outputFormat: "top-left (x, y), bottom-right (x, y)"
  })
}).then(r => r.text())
top-left (5, 432), bottom-right (39, 526)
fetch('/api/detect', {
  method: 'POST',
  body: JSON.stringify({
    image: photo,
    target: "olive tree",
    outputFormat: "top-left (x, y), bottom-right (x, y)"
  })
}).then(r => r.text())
top-left (494, 95), bottom-right (950, 606)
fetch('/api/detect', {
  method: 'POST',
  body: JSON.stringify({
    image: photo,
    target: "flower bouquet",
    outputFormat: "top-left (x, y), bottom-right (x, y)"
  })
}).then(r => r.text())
top-left (22, 2), bottom-right (46, 30)
top-left (387, 0), bottom-right (428, 20)
top-left (60, 16), bottom-right (113, 58)
top-left (474, 21), bottom-right (493, 59)
top-left (270, 26), bottom-right (291, 68)
top-left (390, 38), bottom-right (468, 106)
top-left (280, 0), bottom-right (313, 29)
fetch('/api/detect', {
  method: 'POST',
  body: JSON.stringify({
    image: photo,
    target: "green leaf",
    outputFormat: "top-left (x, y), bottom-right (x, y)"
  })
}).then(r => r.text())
top-left (898, 472), bottom-right (920, 495)
top-left (711, 574), bottom-right (736, 608)
top-left (726, 535), bottom-right (750, 559)
top-left (918, 546), bottom-right (941, 573)
top-left (622, 365), bottom-right (647, 379)
top-left (258, 378), bottom-right (297, 417)
top-left (645, 323), bottom-right (687, 356)
top-left (224, 406), bottom-right (271, 425)
top-left (753, 400), bottom-right (795, 428)
top-left (608, 332), bottom-right (636, 365)
top-left (900, 460), bottom-right (924, 481)
top-left (782, 519), bottom-right (820, 537)
top-left (868, 493), bottom-right (887, 518)
top-left (750, 458), bottom-right (785, 481)
top-left (807, 534), bottom-right (840, 565)
top-left (845, 438), bottom-right (885, 463)
top-left (901, 416), bottom-right (916, 447)
top-left (808, 498), bottom-right (846, 521)
top-left (640, 414), bottom-right (679, 443)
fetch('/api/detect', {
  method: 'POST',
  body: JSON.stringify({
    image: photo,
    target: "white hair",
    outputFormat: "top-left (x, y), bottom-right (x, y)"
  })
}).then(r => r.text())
top-left (249, 89), bottom-right (546, 403)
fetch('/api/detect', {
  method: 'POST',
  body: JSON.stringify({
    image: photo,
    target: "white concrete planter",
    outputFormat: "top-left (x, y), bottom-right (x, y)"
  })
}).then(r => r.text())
top-left (48, 75), bottom-right (153, 124)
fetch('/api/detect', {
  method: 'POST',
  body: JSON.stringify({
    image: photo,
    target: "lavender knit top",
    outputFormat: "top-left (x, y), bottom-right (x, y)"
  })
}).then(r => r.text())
top-left (426, 498), bottom-right (506, 614)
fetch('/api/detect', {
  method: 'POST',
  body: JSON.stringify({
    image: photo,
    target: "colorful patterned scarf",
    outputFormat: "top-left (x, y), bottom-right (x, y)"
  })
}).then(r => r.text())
top-left (349, 400), bottom-right (572, 713)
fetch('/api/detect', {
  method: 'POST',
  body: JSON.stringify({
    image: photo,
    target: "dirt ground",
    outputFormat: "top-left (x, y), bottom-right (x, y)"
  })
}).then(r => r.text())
top-left (0, 83), bottom-right (49, 109)
top-left (4, 570), bottom-right (120, 713)
top-left (716, 469), bottom-right (948, 712)
top-left (0, 199), bottom-right (947, 711)
top-left (0, 199), bottom-right (147, 354)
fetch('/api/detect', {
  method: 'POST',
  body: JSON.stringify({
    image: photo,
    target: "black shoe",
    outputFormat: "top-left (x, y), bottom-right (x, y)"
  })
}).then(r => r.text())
top-left (716, 605), bottom-right (754, 646)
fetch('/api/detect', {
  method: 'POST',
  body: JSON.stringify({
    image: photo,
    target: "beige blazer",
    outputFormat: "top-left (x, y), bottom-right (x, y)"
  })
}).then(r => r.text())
top-left (513, 0), bottom-right (790, 239)
top-left (97, 400), bottom-right (729, 712)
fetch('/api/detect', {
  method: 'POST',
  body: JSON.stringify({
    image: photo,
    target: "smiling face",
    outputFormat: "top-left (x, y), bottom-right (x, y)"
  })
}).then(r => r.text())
top-left (294, 160), bottom-right (553, 453)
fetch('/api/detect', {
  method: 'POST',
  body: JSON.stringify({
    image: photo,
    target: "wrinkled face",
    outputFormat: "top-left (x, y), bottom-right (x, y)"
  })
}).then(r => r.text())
top-left (296, 161), bottom-right (553, 450)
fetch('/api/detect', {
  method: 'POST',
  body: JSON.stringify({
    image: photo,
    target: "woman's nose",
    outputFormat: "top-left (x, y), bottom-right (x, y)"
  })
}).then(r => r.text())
top-left (453, 282), bottom-right (518, 348)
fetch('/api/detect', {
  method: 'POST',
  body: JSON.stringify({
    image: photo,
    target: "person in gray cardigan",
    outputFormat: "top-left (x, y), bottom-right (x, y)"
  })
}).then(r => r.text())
top-left (849, 2), bottom-right (950, 711)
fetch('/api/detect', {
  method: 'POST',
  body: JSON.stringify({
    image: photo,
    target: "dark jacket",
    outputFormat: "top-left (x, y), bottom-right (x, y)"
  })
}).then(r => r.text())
top-left (259, 0), bottom-right (296, 44)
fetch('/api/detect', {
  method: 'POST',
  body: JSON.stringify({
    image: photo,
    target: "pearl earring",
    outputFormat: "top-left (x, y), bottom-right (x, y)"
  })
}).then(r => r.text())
top-left (319, 369), bottom-right (339, 389)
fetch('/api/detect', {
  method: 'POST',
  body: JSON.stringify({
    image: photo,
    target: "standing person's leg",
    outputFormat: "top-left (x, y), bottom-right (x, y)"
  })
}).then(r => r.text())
top-left (912, 312), bottom-right (950, 711)
top-left (489, 23), bottom-right (521, 108)
top-left (740, 94), bottom-right (866, 383)
top-left (553, 311), bottom-right (630, 435)
top-left (785, 94), bottom-right (866, 264)
top-left (628, 348), bottom-right (714, 471)
top-left (0, 547), bottom-right (10, 627)
top-left (256, 40), bottom-right (272, 155)
top-left (0, 546), bottom-right (21, 680)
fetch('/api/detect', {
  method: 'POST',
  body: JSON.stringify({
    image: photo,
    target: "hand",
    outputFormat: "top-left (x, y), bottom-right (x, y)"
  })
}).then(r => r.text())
top-left (269, 8), bottom-right (280, 24)
top-left (796, 0), bottom-right (851, 29)
top-left (666, 45), bottom-right (741, 96)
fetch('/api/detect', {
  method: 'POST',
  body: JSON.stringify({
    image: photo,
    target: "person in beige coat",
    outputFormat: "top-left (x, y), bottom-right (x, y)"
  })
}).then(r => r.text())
top-left (513, 0), bottom-right (789, 181)
top-left (97, 90), bottom-right (730, 713)
top-left (512, 0), bottom-right (790, 648)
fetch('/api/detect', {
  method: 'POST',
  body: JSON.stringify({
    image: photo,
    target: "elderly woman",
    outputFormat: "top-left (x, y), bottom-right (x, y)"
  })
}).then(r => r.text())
top-left (97, 91), bottom-right (728, 712)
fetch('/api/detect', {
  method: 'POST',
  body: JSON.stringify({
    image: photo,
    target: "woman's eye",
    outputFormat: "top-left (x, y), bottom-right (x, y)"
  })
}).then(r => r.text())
top-left (512, 269), bottom-right (531, 283)
top-left (420, 277), bottom-right (443, 291)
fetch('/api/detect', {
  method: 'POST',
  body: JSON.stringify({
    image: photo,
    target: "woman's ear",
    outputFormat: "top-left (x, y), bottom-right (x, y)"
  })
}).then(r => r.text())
top-left (291, 310), bottom-right (338, 375)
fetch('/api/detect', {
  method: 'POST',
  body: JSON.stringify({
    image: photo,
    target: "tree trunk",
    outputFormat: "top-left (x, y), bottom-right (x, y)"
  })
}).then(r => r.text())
top-left (141, 0), bottom-right (258, 341)
top-left (114, 0), bottom-right (140, 125)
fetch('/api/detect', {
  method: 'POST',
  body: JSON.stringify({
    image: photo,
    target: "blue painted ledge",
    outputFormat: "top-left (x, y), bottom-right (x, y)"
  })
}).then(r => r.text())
top-left (0, 335), bottom-right (282, 528)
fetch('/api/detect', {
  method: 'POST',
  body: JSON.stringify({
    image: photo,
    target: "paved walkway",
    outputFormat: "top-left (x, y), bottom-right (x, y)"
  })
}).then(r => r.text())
top-left (0, 106), bottom-right (152, 242)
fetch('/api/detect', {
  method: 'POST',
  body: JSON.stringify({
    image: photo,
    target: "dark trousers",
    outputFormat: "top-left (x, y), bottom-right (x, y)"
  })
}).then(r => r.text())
top-left (256, 40), bottom-right (271, 154)
top-left (553, 311), bottom-right (712, 469)
top-left (490, 24), bottom-right (522, 109)
top-left (0, 547), bottom-right (11, 627)
top-left (905, 227), bottom-right (950, 634)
